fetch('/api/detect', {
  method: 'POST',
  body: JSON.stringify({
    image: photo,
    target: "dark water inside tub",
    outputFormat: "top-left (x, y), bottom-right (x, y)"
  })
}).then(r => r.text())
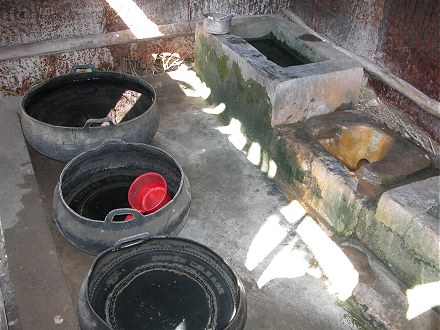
top-left (68, 174), bottom-right (134, 221)
top-left (107, 269), bottom-right (211, 330)
top-left (246, 33), bottom-right (312, 67)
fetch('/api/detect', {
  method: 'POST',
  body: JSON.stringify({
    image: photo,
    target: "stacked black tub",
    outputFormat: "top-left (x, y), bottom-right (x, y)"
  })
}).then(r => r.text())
top-left (20, 65), bottom-right (246, 329)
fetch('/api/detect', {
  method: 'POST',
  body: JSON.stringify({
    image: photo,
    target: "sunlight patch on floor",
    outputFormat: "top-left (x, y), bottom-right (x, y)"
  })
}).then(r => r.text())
top-left (247, 142), bottom-right (261, 166)
top-left (217, 118), bottom-right (247, 150)
top-left (167, 65), bottom-right (212, 99)
top-left (406, 281), bottom-right (440, 320)
top-left (257, 238), bottom-right (310, 288)
top-left (245, 214), bottom-right (288, 272)
top-left (296, 217), bottom-right (359, 301)
top-left (203, 103), bottom-right (225, 115)
top-left (246, 200), bottom-right (357, 301)
top-left (280, 200), bottom-right (306, 224)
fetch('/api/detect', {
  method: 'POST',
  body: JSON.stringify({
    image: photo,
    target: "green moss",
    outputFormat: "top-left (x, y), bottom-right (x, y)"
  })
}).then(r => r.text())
top-left (195, 35), bottom-right (273, 151)
top-left (308, 176), bottom-right (322, 200)
top-left (270, 137), bottom-right (305, 184)
top-left (337, 297), bottom-right (384, 330)
top-left (216, 55), bottom-right (228, 80)
top-left (232, 62), bottom-right (247, 92)
top-left (331, 195), bottom-right (358, 237)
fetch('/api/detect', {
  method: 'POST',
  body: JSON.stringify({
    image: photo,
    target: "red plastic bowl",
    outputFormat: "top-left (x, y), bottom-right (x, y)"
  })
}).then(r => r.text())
top-left (128, 172), bottom-right (172, 217)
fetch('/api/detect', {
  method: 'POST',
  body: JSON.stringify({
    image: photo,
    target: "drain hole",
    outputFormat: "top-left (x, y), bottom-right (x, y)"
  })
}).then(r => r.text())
top-left (356, 158), bottom-right (370, 170)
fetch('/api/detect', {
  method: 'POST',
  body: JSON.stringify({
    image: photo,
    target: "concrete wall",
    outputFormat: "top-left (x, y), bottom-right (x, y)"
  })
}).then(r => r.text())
top-left (0, 0), bottom-right (294, 46)
top-left (0, 0), bottom-right (294, 97)
top-left (0, 0), bottom-right (437, 139)
top-left (0, 0), bottom-right (105, 46)
top-left (286, 0), bottom-right (439, 102)
top-left (1, 0), bottom-right (436, 102)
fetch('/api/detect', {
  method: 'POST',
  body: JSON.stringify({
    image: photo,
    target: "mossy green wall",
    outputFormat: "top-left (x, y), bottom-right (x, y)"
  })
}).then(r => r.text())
top-left (270, 134), bottom-right (305, 184)
top-left (195, 34), bottom-right (306, 186)
top-left (195, 34), bottom-right (273, 150)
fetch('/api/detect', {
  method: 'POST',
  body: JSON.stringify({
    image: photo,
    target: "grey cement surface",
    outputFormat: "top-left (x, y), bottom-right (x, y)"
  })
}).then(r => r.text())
top-left (0, 97), bottom-right (78, 329)
top-left (0, 69), bottom-right (438, 329)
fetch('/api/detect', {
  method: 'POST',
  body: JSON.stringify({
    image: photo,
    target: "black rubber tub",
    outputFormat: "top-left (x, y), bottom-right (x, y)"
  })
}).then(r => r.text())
top-left (21, 64), bottom-right (159, 162)
top-left (53, 140), bottom-right (191, 255)
top-left (78, 234), bottom-right (247, 330)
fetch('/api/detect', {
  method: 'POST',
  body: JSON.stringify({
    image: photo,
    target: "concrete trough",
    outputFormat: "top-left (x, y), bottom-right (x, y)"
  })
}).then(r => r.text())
top-left (195, 14), bottom-right (364, 126)
top-left (272, 115), bottom-right (439, 289)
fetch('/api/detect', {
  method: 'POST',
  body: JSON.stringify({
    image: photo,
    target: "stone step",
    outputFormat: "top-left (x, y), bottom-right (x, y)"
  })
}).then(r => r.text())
top-left (375, 176), bottom-right (440, 286)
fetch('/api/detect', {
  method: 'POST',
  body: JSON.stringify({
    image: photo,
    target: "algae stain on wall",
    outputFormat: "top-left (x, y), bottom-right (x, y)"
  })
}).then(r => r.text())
top-left (270, 136), bottom-right (305, 184)
top-left (333, 195), bottom-right (357, 237)
top-left (195, 34), bottom-right (306, 184)
top-left (195, 34), bottom-right (272, 150)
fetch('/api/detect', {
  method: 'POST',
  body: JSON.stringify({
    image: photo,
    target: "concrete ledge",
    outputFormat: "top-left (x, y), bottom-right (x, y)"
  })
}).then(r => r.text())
top-left (376, 177), bottom-right (440, 268)
top-left (0, 29), bottom-right (196, 97)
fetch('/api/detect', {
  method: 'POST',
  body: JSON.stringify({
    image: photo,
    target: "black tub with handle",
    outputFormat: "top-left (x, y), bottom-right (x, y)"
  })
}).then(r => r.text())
top-left (21, 64), bottom-right (159, 162)
top-left (52, 140), bottom-right (191, 255)
top-left (78, 234), bottom-right (247, 330)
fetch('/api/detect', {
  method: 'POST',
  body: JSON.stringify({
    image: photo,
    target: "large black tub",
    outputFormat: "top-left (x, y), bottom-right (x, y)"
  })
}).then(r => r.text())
top-left (53, 140), bottom-right (191, 255)
top-left (21, 64), bottom-right (159, 162)
top-left (78, 234), bottom-right (247, 330)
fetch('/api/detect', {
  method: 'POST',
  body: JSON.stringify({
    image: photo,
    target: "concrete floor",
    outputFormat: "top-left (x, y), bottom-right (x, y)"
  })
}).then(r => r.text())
top-left (0, 68), bottom-right (437, 329)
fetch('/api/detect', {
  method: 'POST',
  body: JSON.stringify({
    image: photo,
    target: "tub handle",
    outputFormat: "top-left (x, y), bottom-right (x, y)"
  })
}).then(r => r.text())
top-left (70, 64), bottom-right (97, 74)
top-left (113, 232), bottom-right (151, 251)
top-left (104, 208), bottom-right (143, 222)
top-left (84, 117), bottom-right (114, 128)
